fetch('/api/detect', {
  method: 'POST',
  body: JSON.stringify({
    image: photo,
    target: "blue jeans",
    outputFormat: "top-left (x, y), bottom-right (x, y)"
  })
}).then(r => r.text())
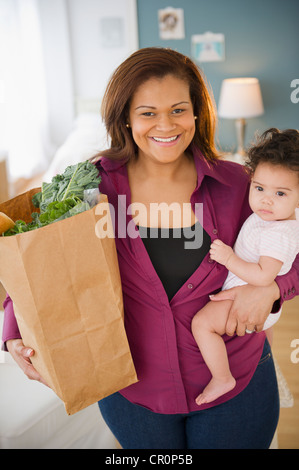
top-left (98, 339), bottom-right (279, 449)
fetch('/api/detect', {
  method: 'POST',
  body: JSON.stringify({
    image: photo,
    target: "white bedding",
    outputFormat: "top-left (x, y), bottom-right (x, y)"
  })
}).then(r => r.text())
top-left (0, 312), bottom-right (117, 449)
top-left (44, 112), bottom-right (110, 181)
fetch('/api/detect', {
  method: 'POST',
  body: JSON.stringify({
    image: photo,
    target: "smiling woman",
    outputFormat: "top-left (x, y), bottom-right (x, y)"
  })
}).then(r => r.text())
top-left (96, 47), bottom-right (219, 164)
top-left (128, 75), bottom-right (196, 165)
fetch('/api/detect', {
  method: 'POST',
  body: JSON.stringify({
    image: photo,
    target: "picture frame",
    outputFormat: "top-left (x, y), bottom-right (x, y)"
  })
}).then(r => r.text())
top-left (158, 7), bottom-right (185, 40)
top-left (191, 31), bottom-right (225, 62)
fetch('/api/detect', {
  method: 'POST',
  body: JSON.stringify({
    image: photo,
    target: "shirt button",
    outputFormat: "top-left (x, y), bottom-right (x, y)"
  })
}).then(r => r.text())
top-left (188, 283), bottom-right (194, 289)
top-left (213, 228), bottom-right (218, 234)
top-left (208, 257), bottom-right (214, 263)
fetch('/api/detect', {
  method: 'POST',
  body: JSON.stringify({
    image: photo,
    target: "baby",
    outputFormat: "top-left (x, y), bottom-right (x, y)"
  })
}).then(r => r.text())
top-left (191, 128), bottom-right (299, 406)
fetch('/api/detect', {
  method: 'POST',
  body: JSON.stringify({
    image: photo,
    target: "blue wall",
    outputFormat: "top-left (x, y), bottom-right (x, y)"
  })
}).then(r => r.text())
top-left (136, 0), bottom-right (299, 152)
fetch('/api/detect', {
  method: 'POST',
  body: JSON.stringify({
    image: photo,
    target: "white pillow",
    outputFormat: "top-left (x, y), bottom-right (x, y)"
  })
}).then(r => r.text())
top-left (44, 113), bottom-right (109, 181)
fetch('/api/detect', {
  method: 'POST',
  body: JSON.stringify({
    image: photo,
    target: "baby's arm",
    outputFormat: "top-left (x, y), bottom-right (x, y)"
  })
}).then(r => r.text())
top-left (210, 239), bottom-right (283, 287)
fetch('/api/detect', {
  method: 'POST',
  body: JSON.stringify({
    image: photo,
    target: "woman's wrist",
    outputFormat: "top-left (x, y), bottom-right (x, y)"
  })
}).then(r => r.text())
top-left (272, 281), bottom-right (280, 300)
top-left (271, 281), bottom-right (281, 313)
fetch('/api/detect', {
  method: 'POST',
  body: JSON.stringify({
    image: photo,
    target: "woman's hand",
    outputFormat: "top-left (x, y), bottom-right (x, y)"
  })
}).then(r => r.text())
top-left (6, 339), bottom-right (49, 387)
top-left (210, 282), bottom-right (280, 336)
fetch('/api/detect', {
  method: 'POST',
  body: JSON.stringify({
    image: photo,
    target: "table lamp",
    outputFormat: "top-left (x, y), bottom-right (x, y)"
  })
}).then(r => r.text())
top-left (218, 77), bottom-right (264, 162)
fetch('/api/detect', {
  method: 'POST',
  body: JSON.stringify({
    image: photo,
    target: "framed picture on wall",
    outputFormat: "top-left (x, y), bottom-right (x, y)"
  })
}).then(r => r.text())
top-left (158, 7), bottom-right (185, 40)
top-left (191, 32), bottom-right (225, 62)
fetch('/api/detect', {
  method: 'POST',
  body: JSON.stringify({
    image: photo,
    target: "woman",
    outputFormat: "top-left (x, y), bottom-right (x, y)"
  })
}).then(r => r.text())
top-left (3, 48), bottom-right (299, 449)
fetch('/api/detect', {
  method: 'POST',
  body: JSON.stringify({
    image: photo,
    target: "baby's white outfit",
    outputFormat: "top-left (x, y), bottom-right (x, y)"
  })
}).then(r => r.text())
top-left (222, 212), bottom-right (299, 330)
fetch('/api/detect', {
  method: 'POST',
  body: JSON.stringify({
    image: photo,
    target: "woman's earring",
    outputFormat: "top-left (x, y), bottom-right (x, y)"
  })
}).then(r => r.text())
top-left (126, 123), bottom-right (130, 128)
top-left (194, 116), bottom-right (198, 120)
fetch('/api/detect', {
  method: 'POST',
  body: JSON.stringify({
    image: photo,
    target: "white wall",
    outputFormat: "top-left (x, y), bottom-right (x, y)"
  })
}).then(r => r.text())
top-left (38, 0), bottom-right (75, 148)
top-left (67, 0), bottom-right (138, 102)
top-left (38, 0), bottom-right (138, 148)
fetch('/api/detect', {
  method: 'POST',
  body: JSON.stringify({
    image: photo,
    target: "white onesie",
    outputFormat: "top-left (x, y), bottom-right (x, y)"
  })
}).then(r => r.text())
top-left (222, 211), bottom-right (299, 330)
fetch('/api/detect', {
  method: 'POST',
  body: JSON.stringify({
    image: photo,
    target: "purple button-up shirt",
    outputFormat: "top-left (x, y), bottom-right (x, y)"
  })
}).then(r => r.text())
top-left (2, 148), bottom-right (299, 414)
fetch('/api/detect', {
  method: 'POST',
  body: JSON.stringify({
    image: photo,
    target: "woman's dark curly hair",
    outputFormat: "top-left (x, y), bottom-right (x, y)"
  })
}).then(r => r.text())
top-left (245, 128), bottom-right (299, 176)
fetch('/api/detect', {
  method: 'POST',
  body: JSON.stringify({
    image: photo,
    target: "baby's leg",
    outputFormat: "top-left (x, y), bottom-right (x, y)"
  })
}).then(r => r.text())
top-left (191, 300), bottom-right (236, 405)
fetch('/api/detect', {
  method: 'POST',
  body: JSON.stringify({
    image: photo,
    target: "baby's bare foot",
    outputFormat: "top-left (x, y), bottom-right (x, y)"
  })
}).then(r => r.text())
top-left (195, 376), bottom-right (236, 406)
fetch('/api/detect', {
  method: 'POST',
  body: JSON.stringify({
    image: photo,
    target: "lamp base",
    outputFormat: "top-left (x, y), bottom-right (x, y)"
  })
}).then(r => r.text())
top-left (235, 118), bottom-right (247, 158)
top-left (232, 152), bottom-right (246, 165)
top-left (221, 152), bottom-right (246, 165)
top-left (221, 118), bottom-right (248, 165)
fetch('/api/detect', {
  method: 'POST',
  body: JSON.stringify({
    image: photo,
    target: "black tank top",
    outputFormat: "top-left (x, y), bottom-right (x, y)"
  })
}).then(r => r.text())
top-left (138, 223), bottom-right (211, 300)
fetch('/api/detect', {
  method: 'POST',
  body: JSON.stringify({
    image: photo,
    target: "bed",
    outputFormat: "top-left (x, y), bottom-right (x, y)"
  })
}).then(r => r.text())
top-left (0, 311), bottom-right (117, 449)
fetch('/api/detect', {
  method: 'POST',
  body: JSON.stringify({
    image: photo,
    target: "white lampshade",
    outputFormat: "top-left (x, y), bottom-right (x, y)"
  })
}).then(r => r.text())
top-left (218, 78), bottom-right (264, 119)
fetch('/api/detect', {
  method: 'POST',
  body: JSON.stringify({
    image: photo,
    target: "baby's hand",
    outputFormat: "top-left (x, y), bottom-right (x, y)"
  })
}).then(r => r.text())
top-left (210, 239), bottom-right (234, 267)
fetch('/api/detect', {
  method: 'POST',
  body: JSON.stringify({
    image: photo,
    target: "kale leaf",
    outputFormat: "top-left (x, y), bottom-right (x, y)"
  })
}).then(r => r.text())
top-left (3, 161), bottom-right (101, 236)
top-left (36, 160), bottom-right (101, 212)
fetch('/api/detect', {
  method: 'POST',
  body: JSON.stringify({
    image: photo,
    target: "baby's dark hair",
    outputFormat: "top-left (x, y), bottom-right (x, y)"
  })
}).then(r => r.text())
top-left (245, 128), bottom-right (299, 176)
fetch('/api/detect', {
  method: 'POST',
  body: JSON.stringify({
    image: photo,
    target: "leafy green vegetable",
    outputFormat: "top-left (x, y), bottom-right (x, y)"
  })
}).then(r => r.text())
top-left (3, 161), bottom-right (101, 236)
top-left (36, 160), bottom-right (101, 212)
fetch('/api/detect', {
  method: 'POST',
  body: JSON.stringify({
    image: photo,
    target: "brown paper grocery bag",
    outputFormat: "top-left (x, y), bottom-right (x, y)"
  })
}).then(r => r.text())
top-left (0, 190), bottom-right (137, 414)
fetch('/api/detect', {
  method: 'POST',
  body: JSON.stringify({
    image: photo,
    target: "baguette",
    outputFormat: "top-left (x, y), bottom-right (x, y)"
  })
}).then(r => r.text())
top-left (0, 212), bottom-right (15, 234)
